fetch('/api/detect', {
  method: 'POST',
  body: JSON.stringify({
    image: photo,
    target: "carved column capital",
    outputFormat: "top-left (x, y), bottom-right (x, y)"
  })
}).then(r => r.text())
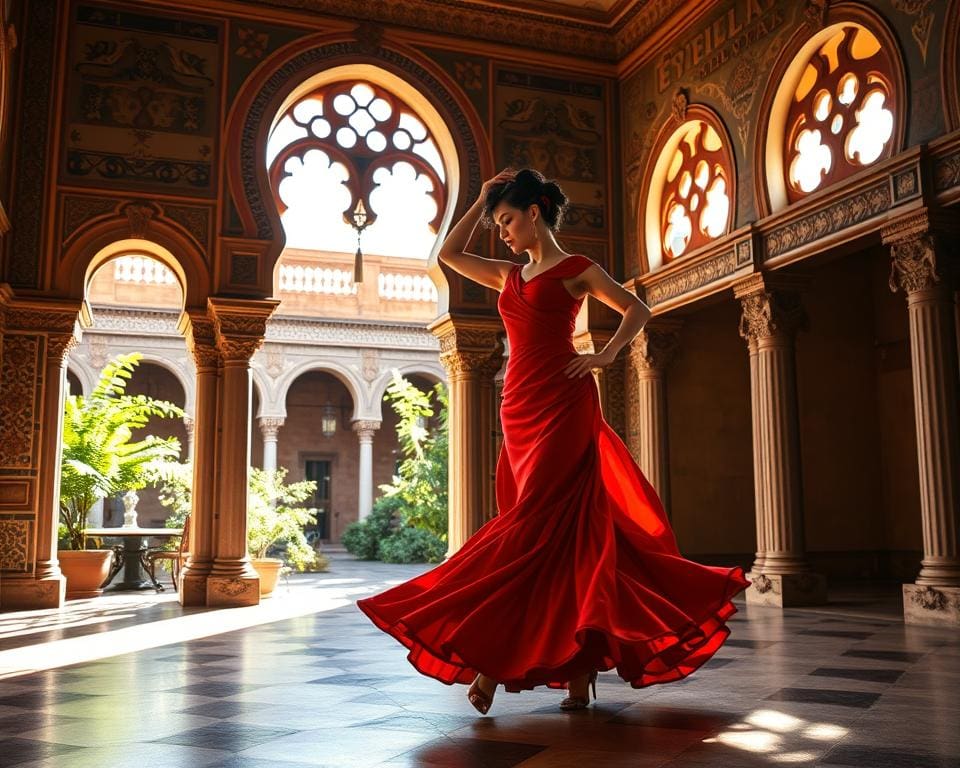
top-left (734, 275), bottom-right (805, 346)
top-left (258, 416), bottom-right (285, 440)
top-left (182, 415), bottom-right (195, 435)
top-left (433, 318), bottom-right (504, 380)
top-left (182, 311), bottom-right (219, 370)
top-left (46, 332), bottom-right (80, 364)
top-left (881, 209), bottom-right (959, 295)
top-left (4, 301), bottom-right (83, 364)
top-left (352, 419), bottom-right (381, 440)
top-left (629, 321), bottom-right (682, 373)
top-left (888, 234), bottom-right (941, 294)
top-left (209, 297), bottom-right (279, 365)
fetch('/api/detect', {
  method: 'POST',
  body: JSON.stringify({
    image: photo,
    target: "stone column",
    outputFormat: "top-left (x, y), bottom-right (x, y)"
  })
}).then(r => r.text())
top-left (626, 320), bottom-right (682, 514)
top-left (0, 302), bottom-right (80, 609)
top-left (353, 420), bottom-right (380, 521)
top-left (205, 298), bottom-right (278, 607)
top-left (431, 318), bottom-right (503, 556)
top-left (734, 274), bottom-right (826, 607)
top-left (178, 312), bottom-right (219, 607)
top-left (182, 415), bottom-right (195, 462)
top-left (883, 213), bottom-right (960, 626)
top-left (259, 417), bottom-right (284, 473)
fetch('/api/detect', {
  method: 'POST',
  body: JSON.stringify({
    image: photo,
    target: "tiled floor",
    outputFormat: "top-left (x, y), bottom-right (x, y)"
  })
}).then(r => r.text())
top-left (0, 555), bottom-right (958, 767)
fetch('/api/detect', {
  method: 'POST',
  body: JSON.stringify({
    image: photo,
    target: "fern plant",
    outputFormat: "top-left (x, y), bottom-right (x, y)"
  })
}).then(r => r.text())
top-left (59, 352), bottom-right (184, 550)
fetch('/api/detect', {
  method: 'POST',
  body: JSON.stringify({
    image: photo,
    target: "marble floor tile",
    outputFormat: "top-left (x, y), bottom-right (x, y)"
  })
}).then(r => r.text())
top-left (0, 558), bottom-right (957, 768)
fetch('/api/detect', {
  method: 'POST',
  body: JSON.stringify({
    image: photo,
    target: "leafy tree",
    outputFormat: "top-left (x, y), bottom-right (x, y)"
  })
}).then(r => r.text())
top-left (379, 373), bottom-right (449, 540)
top-left (59, 353), bottom-right (184, 550)
top-left (148, 463), bottom-right (328, 572)
top-left (342, 372), bottom-right (448, 564)
top-left (248, 467), bottom-right (324, 572)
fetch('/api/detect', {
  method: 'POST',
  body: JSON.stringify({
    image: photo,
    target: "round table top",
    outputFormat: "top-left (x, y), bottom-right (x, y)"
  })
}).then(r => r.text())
top-left (83, 527), bottom-right (183, 537)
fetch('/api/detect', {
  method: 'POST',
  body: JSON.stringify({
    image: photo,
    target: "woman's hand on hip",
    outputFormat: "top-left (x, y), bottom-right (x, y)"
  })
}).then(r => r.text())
top-left (564, 350), bottom-right (615, 378)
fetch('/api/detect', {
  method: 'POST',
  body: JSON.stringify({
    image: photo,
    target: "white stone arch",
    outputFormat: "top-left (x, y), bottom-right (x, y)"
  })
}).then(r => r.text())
top-left (371, 363), bottom-right (447, 412)
top-left (250, 369), bottom-right (272, 417)
top-left (274, 359), bottom-right (367, 421)
top-left (126, 353), bottom-right (195, 414)
top-left (65, 359), bottom-right (95, 397)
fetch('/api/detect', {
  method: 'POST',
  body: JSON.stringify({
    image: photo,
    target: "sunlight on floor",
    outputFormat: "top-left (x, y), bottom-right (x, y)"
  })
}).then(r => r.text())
top-left (0, 575), bottom-right (379, 680)
top-left (703, 707), bottom-right (849, 762)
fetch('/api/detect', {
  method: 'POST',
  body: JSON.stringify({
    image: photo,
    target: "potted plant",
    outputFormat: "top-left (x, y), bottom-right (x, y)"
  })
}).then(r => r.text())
top-left (59, 353), bottom-right (183, 598)
top-left (247, 467), bottom-right (325, 596)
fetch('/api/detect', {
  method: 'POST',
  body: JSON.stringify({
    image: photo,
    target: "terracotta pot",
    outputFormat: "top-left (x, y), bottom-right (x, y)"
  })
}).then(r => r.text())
top-left (58, 549), bottom-right (114, 599)
top-left (251, 557), bottom-right (284, 597)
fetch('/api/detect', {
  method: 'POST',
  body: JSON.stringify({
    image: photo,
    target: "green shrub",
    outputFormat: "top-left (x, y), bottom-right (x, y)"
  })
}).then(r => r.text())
top-left (341, 496), bottom-right (402, 560)
top-left (377, 526), bottom-right (446, 564)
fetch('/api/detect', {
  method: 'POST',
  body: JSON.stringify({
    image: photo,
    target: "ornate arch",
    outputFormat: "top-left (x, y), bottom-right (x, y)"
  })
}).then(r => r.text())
top-left (275, 360), bottom-right (366, 421)
top-left (637, 100), bottom-right (738, 275)
top-left (370, 363), bottom-right (447, 408)
top-left (754, 2), bottom-right (908, 217)
top-left (223, 30), bottom-right (488, 289)
top-left (58, 207), bottom-right (211, 308)
top-left (123, 355), bottom-right (194, 414)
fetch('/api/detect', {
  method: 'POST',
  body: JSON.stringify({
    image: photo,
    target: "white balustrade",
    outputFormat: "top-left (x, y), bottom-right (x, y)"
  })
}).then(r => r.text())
top-left (278, 265), bottom-right (358, 295)
top-left (113, 255), bottom-right (176, 285)
top-left (377, 272), bottom-right (438, 302)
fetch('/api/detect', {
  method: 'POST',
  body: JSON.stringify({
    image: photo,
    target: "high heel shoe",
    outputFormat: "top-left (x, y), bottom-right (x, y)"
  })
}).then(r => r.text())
top-left (467, 674), bottom-right (496, 715)
top-left (559, 670), bottom-right (597, 711)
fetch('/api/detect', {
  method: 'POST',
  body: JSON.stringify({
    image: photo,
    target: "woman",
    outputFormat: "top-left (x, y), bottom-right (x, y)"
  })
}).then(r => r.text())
top-left (357, 168), bottom-right (749, 714)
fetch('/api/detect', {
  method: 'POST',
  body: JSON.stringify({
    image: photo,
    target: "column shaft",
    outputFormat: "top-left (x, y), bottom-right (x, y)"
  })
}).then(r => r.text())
top-left (205, 297), bottom-right (277, 607)
top-left (636, 372), bottom-right (669, 505)
top-left (35, 331), bottom-right (77, 589)
top-left (736, 275), bottom-right (825, 607)
top-left (432, 320), bottom-right (502, 557)
top-left (353, 421), bottom-right (379, 522)
top-left (627, 322), bottom-right (680, 515)
top-left (884, 221), bottom-right (960, 626)
top-left (179, 315), bottom-right (218, 607)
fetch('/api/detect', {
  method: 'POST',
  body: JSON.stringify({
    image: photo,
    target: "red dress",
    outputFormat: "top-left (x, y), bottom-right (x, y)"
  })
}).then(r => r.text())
top-left (358, 254), bottom-right (749, 691)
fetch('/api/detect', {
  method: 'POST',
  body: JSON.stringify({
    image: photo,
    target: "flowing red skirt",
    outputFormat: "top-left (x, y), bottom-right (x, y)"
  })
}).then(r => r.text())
top-left (358, 256), bottom-right (749, 692)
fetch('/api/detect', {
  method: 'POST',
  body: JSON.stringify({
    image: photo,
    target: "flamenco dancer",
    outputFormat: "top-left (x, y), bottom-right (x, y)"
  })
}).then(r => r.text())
top-left (358, 168), bottom-right (749, 714)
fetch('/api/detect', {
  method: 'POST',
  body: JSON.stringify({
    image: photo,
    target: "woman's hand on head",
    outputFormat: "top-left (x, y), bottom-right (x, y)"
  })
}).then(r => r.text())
top-left (563, 349), bottom-right (616, 379)
top-left (479, 169), bottom-right (517, 202)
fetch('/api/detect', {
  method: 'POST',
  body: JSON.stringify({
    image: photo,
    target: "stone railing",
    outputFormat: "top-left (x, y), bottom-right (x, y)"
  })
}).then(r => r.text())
top-left (113, 255), bottom-right (177, 285)
top-left (278, 265), bottom-right (358, 295)
top-left (377, 272), bottom-right (438, 302)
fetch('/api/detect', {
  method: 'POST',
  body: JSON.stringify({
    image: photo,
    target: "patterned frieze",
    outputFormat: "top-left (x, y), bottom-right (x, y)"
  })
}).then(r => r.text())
top-left (643, 248), bottom-right (738, 307)
top-left (266, 318), bottom-right (440, 350)
top-left (934, 149), bottom-right (960, 196)
top-left (763, 181), bottom-right (892, 261)
top-left (86, 307), bottom-right (181, 334)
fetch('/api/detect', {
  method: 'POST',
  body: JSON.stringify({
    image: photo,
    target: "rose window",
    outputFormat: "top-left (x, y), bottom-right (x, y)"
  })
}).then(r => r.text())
top-left (785, 26), bottom-right (895, 201)
top-left (660, 121), bottom-right (732, 261)
top-left (266, 81), bottom-right (446, 260)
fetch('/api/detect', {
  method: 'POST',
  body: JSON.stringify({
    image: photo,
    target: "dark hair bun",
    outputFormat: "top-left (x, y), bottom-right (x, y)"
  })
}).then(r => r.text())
top-left (483, 168), bottom-right (569, 231)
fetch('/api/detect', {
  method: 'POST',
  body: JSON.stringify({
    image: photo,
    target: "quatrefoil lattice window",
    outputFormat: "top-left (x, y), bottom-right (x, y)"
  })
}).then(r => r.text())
top-left (660, 121), bottom-right (733, 261)
top-left (266, 81), bottom-right (447, 258)
top-left (785, 25), bottom-right (896, 202)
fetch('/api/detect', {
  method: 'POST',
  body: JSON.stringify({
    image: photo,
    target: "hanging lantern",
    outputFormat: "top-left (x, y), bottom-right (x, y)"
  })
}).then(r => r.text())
top-left (351, 199), bottom-right (370, 284)
top-left (321, 403), bottom-right (339, 438)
